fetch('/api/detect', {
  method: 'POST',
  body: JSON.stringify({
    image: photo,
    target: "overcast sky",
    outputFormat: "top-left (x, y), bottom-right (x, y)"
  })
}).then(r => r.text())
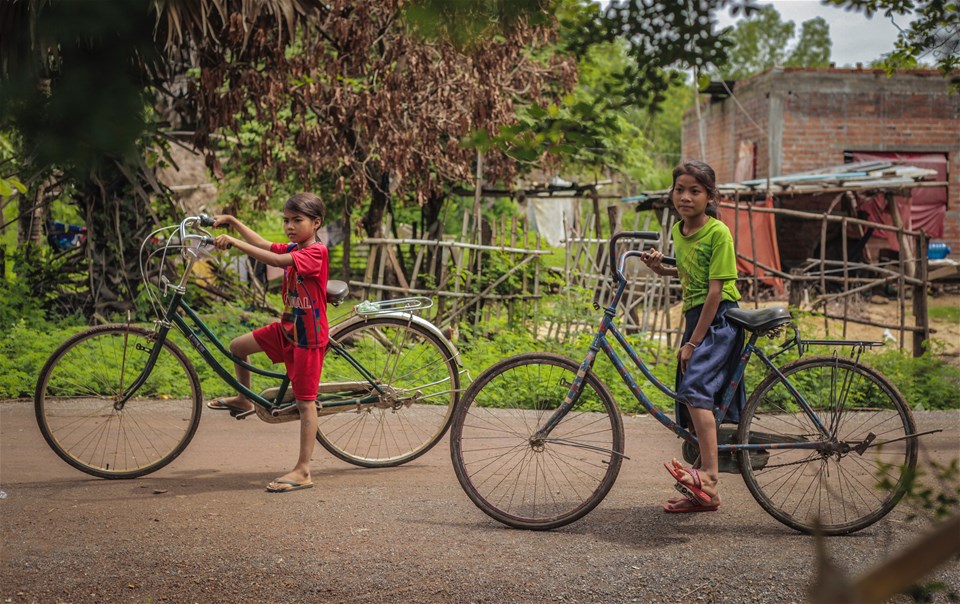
top-left (715, 0), bottom-right (917, 67)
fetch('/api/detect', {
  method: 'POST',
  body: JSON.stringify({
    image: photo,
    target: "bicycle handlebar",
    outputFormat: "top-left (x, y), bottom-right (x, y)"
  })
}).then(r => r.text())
top-left (608, 231), bottom-right (675, 280)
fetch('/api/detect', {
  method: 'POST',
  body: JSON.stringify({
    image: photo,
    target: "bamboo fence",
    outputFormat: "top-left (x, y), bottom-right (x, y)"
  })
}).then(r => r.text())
top-left (289, 187), bottom-right (934, 356)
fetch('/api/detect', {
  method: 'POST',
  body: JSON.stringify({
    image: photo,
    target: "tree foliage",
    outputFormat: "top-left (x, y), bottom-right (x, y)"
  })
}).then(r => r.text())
top-left (788, 16), bottom-right (833, 68)
top-left (188, 1), bottom-right (574, 230)
top-left (0, 1), bottom-right (323, 316)
top-left (562, 0), bottom-right (757, 108)
top-left (825, 0), bottom-right (960, 79)
top-left (715, 5), bottom-right (832, 80)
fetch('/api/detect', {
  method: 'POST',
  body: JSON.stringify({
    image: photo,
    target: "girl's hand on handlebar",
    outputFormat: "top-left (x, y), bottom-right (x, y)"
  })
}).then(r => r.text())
top-left (640, 248), bottom-right (665, 273)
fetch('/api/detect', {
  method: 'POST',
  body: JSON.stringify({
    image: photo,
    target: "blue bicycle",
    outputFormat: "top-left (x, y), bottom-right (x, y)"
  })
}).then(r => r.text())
top-left (450, 231), bottom-right (922, 534)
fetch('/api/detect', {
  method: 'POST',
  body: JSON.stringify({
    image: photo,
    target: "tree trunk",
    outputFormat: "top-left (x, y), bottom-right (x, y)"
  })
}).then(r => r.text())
top-left (362, 170), bottom-right (389, 238)
top-left (17, 185), bottom-right (45, 246)
top-left (422, 191), bottom-right (446, 239)
top-left (78, 161), bottom-right (165, 319)
top-left (422, 191), bottom-right (446, 288)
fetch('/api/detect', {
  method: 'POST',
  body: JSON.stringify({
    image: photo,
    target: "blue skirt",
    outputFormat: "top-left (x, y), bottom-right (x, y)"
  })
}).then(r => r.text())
top-left (675, 300), bottom-right (745, 430)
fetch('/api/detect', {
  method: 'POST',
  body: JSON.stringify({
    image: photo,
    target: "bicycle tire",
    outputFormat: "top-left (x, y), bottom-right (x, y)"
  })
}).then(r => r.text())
top-left (738, 355), bottom-right (917, 535)
top-left (450, 353), bottom-right (624, 530)
top-left (316, 316), bottom-right (460, 467)
top-left (34, 324), bottom-right (202, 479)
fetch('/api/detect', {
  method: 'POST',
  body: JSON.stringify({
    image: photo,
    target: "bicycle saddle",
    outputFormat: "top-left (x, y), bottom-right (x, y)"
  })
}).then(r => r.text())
top-left (326, 280), bottom-right (349, 306)
top-left (725, 307), bottom-right (792, 332)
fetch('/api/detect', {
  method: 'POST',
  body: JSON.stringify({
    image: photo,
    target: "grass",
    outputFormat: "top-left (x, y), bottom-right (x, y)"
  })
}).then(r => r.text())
top-left (929, 303), bottom-right (960, 323)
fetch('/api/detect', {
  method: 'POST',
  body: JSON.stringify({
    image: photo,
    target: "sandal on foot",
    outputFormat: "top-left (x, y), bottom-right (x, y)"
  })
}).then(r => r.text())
top-left (664, 462), bottom-right (715, 506)
top-left (266, 479), bottom-right (314, 494)
top-left (663, 494), bottom-right (719, 514)
top-left (207, 398), bottom-right (253, 418)
top-left (206, 398), bottom-right (231, 410)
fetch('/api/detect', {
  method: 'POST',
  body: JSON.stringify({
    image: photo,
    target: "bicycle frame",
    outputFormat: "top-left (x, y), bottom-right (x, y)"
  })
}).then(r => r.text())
top-left (534, 232), bottom-right (853, 457)
top-left (116, 220), bottom-right (389, 416)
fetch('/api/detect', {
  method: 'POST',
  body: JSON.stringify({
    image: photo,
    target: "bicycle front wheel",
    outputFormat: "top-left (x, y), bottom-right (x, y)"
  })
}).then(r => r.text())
top-left (450, 353), bottom-right (624, 530)
top-left (316, 316), bottom-right (460, 467)
top-left (34, 325), bottom-right (202, 479)
top-left (738, 355), bottom-right (917, 535)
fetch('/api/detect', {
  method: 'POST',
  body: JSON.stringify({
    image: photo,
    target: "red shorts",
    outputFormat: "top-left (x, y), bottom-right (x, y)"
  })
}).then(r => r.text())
top-left (252, 322), bottom-right (325, 401)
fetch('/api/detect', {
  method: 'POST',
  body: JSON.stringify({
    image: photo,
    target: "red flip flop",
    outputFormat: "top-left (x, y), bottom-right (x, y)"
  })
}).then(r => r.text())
top-left (663, 495), bottom-right (719, 513)
top-left (664, 462), bottom-right (715, 506)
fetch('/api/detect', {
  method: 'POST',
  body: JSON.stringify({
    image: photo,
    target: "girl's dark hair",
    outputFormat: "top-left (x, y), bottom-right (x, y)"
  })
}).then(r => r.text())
top-left (671, 160), bottom-right (720, 218)
top-left (285, 192), bottom-right (325, 222)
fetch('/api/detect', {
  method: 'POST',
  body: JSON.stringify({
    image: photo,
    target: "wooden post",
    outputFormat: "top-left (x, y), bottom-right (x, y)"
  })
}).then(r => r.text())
top-left (533, 233), bottom-right (541, 339)
top-left (591, 187), bottom-right (605, 302)
top-left (897, 223), bottom-right (907, 350)
top-left (841, 217), bottom-right (849, 338)
top-left (887, 194), bottom-right (915, 279)
top-left (748, 201), bottom-right (759, 307)
top-left (341, 197), bottom-right (352, 282)
top-left (789, 267), bottom-right (804, 307)
top-left (819, 214), bottom-right (829, 336)
top-left (473, 151), bottom-right (483, 246)
top-left (445, 209), bottom-right (470, 325)
top-left (409, 246), bottom-right (425, 291)
top-left (733, 191), bottom-right (740, 264)
top-left (912, 231), bottom-right (929, 357)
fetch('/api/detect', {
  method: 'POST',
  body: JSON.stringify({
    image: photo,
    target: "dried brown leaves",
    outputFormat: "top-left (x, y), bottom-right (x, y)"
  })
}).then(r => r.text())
top-left (187, 1), bottom-right (575, 203)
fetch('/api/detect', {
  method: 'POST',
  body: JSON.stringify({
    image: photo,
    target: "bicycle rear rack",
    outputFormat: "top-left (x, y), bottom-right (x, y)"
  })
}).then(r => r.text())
top-left (354, 297), bottom-right (433, 316)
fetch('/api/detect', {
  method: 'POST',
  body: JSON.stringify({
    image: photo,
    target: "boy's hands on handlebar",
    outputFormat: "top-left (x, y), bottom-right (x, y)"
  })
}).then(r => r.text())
top-left (210, 214), bottom-right (236, 229)
top-left (209, 215), bottom-right (237, 249)
top-left (213, 234), bottom-right (236, 250)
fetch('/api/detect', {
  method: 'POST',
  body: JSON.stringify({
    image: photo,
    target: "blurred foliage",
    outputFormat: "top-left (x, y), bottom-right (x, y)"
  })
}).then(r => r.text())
top-left (714, 5), bottom-right (832, 79)
top-left (0, 1), bottom-right (159, 177)
top-left (560, 0), bottom-right (758, 109)
top-left (825, 0), bottom-right (960, 84)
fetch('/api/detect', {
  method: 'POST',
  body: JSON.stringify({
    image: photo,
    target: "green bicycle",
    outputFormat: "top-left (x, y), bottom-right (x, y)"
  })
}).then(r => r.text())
top-left (34, 215), bottom-right (463, 478)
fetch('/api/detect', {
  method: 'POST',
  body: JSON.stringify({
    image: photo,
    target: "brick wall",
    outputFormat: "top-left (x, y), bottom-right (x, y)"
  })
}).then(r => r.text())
top-left (682, 68), bottom-right (960, 249)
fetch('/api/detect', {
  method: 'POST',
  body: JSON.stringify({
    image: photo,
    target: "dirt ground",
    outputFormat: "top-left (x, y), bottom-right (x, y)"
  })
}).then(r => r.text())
top-left (1, 401), bottom-right (958, 603)
top-left (806, 289), bottom-right (960, 361)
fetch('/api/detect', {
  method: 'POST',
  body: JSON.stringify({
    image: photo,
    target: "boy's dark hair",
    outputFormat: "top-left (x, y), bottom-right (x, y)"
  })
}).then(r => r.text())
top-left (671, 160), bottom-right (721, 218)
top-left (285, 192), bottom-right (325, 223)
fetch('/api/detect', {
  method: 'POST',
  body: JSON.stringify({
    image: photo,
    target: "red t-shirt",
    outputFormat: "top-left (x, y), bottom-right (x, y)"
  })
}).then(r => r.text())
top-left (271, 242), bottom-right (329, 349)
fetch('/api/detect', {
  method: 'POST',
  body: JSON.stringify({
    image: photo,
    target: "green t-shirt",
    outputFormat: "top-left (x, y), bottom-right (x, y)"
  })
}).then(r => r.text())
top-left (672, 217), bottom-right (741, 312)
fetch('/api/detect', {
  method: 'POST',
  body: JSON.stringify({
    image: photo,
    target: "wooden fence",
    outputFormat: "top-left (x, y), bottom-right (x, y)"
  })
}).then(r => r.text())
top-left (285, 194), bottom-right (933, 356)
top-left (348, 210), bottom-right (551, 336)
top-left (719, 195), bottom-right (930, 356)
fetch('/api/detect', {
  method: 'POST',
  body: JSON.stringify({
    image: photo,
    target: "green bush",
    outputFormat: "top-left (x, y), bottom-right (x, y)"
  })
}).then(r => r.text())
top-left (866, 344), bottom-right (960, 410)
top-left (0, 319), bottom-right (89, 398)
top-left (3, 300), bottom-right (959, 414)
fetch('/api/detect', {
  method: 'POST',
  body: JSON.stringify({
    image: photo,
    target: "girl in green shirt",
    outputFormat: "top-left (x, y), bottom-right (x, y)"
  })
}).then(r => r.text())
top-left (641, 160), bottom-right (744, 513)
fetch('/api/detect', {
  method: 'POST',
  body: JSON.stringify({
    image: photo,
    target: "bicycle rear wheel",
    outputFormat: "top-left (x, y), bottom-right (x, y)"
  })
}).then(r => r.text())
top-left (738, 355), bottom-right (917, 535)
top-left (34, 325), bottom-right (202, 479)
top-left (316, 316), bottom-right (460, 467)
top-left (450, 353), bottom-right (624, 530)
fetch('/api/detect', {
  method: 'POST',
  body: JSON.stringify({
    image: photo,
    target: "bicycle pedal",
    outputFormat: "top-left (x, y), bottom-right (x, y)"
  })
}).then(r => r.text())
top-left (230, 408), bottom-right (256, 420)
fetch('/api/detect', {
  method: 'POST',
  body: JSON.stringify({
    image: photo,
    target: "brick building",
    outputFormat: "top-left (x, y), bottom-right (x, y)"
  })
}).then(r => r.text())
top-left (681, 68), bottom-right (960, 251)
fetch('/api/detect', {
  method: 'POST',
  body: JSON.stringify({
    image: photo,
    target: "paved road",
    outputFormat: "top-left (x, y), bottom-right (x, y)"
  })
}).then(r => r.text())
top-left (2, 401), bottom-right (958, 603)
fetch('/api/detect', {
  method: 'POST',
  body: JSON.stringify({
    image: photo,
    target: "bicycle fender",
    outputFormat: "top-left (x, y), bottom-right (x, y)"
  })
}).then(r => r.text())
top-left (330, 312), bottom-right (463, 367)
